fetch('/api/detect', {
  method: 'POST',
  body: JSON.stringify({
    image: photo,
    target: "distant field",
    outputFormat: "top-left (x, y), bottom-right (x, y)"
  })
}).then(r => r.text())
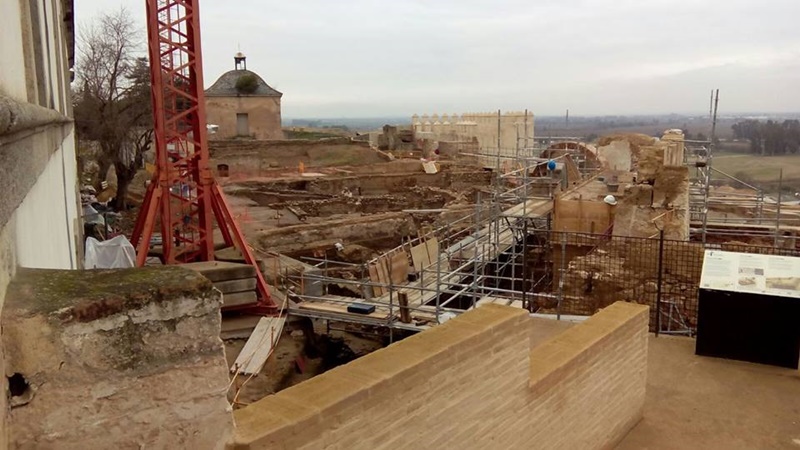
top-left (712, 153), bottom-right (800, 191)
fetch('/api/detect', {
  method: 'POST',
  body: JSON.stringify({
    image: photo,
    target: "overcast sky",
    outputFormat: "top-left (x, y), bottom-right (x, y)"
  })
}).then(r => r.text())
top-left (75, 0), bottom-right (800, 118)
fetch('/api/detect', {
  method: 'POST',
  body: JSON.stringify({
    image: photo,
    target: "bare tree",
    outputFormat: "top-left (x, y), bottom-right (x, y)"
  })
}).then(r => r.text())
top-left (73, 8), bottom-right (152, 210)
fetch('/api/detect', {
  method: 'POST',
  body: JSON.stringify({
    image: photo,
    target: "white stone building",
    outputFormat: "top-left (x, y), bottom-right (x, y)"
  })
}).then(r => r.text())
top-left (0, 0), bottom-right (79, 440)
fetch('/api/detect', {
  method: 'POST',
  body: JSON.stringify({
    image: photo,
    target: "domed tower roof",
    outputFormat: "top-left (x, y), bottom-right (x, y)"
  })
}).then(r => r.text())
top-left (205, 53), bottom-right (282, 98)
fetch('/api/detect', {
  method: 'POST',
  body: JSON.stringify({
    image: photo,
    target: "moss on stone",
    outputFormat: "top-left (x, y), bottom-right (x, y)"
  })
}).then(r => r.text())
top-left (7, 266), bottom-right (214, 323)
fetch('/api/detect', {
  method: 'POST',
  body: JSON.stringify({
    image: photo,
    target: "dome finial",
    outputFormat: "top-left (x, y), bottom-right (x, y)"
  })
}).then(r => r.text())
top-left (234, 52), bottom-right (247, 70)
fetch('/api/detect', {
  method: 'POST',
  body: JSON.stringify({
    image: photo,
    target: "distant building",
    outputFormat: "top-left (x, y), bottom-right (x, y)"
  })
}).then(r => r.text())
top-left (205, 53), bottom-right (283, 140)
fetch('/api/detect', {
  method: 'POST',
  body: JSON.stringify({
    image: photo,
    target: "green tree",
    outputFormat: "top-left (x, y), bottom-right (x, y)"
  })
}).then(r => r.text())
top-left (73, 8), bottom-right (152, 210)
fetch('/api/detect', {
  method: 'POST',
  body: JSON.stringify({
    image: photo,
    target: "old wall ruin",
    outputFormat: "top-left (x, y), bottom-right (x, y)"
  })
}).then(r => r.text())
top-left (231, 302), bottom-right (649, 449)
top-left (412, 111), bottom-right (534, 153)
top-left (2, 267), bottom-right (234, 449)
top-left (209, 138), bottom-right (386, 178)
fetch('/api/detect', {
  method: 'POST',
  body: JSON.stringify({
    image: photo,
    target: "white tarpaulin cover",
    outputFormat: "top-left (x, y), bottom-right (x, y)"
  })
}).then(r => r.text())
top-left (84, 235), bottom-right (136, 269)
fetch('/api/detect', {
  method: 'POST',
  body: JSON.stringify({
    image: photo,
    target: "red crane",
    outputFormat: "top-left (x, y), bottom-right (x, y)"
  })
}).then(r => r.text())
top-left (131, 0), bottom-right (275, 313)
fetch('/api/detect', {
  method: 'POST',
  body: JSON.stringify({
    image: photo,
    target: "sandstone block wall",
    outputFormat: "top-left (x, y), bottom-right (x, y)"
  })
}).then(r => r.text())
top-left (231, 301), bottom-right (649, 449)
top-left (527, 301), bottom-right (649, 448)
top-left (3, 267), bottom-right (234, 449)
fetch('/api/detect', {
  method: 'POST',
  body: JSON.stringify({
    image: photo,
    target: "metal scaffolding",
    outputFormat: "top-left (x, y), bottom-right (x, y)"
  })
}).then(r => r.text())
top-left (282, 145), bottom-right (586, 335)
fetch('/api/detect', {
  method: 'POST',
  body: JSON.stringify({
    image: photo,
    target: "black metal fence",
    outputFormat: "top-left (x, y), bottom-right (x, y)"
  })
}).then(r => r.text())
top-left (529, 230), bottom-right (800, 335)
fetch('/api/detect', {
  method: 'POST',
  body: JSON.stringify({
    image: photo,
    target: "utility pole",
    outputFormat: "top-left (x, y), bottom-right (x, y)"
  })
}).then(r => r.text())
top-left (702, 89), bottom-right (719, 244)
top-left (775, 168), bottom-right (783, 248)
top-left (496, 109), bottom-right (501, 170)
top-left (709, 90), bottom-right (713, 120)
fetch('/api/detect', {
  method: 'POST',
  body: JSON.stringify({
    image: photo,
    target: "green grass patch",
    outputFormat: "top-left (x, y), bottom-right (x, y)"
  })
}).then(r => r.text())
top-left (284, 130), bottom-right (342, 140)
top-left (711, 153), bottom-right (800, 194)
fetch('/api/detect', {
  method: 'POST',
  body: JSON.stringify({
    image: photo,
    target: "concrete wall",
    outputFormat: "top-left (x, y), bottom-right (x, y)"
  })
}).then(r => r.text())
top-left (231, 301), bottom-right (649, 449)
top-left (207, 96), bottom-right (283, 140)
top-left (3, 267), bottom-right (234, 449)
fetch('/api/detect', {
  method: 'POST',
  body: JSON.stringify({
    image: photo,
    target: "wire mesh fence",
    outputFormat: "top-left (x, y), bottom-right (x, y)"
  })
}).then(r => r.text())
top-left (530, 230), bottom-right (800, 335)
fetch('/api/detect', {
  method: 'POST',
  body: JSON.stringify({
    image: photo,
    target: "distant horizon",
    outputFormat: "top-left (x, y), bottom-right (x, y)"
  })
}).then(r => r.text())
top-left (283, 111), bottom-right (800, 121)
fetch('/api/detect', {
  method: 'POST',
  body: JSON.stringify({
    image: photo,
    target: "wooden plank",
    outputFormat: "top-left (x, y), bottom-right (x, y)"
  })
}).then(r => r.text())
top-left (390, 251), bottom-right (409, 285)
top-left (231, 316), bottom-right (286, 375)
top-left (398, 292), bottom-right (411, 323)
top-left (553, 198), bottom-right (611, 233)
top-left (377, 255), bottom-right (391, 288)
top-left (425, 237), bottom-right (439, 264)
top-left (563, 155), bottom-right (582, 186)
top-left (297, 300), bottom-right (389, 319)
top-left (287, 206), bottom-right (308, 221)
top-left (410, 242), bottom-right (430, 272)
top-left (368, 263), bottom-right (384, 296)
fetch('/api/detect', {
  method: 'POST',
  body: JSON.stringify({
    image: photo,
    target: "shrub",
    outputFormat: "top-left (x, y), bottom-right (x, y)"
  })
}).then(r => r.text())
top-left (235, 74), bottom-right (258, 94)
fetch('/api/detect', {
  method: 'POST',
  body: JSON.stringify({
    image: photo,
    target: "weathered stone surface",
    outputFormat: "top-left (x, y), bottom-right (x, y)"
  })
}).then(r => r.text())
top-left (3, 266), bottom-right (233, 449)
top-left (256, 212), bottom-right (417, 255)
top-left (223, 291), bottom-right (258, 308)
top-left (183, 260), bottom-right (257, 282)
top-left (214, 277), bottom-right (257, 294)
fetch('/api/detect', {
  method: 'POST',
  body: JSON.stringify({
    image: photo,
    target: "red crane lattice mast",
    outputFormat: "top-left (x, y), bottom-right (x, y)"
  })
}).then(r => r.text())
top-left (131, 0), bottom-right (275, 312)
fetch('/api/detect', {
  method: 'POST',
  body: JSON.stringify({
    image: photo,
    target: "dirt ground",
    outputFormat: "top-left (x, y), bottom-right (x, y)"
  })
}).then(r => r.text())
top-left (618, 335), bottom-right (800, 450)
top-left (224, 319), bottom-right (386, 408)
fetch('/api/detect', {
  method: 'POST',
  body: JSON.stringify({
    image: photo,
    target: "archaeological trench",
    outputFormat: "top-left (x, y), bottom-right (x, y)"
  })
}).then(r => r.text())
top-left (6, 131), bottom-right (797, 447)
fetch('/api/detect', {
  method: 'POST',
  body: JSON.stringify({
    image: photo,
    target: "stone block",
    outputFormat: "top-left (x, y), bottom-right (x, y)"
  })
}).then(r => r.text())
top-left (183, 260), bottom-right (257, 282)
top-left (3, 266), bottom-right (233, 449)
top-left (224, 291), bottom-right (258, 307)
top-left (215, 277), bottom-right (257, 294)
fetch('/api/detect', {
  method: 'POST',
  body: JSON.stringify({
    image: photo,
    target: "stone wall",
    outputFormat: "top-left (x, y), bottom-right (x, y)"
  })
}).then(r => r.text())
top-left (3, 267), bottom-right (234, 449)
top-left (559, 238), bottom-right (704, 329)
top-left (412, 111), bottom-right (534, 153)
top-left (0, 223), bottom-right (15, 449)
top-left (256, 212), bottom-right (416, 255)
top-left (206, 96), bottom-right (283, 140)
top-left (1, 0), bottom-right (80, 446)
top-left (209, 138), bottom-right (385, 176)
top-left (230, 301), bottom-right (649, 449)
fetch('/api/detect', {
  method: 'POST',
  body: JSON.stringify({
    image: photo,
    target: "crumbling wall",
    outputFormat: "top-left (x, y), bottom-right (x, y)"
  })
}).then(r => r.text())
top-left (2, 267), bottom-right (234, 449)
top-left (437, 139), bottom-right (479, 156)
top-left (597, 139), bottom-right (633, 171)
top-left (230, 302), bottom-right (648, 449)
top-left (209, 138), bottom-right (386, 175)
top-left (637, 145), bottom-right (664, 184)
top-left (612, 161), bottom-right (690, 241)
top-left (256, 212), bottom-right (417, 254)
top-left (558, 239), bottom-right (703, 328)
top-left (375, 125), bottom-right (416, 152)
